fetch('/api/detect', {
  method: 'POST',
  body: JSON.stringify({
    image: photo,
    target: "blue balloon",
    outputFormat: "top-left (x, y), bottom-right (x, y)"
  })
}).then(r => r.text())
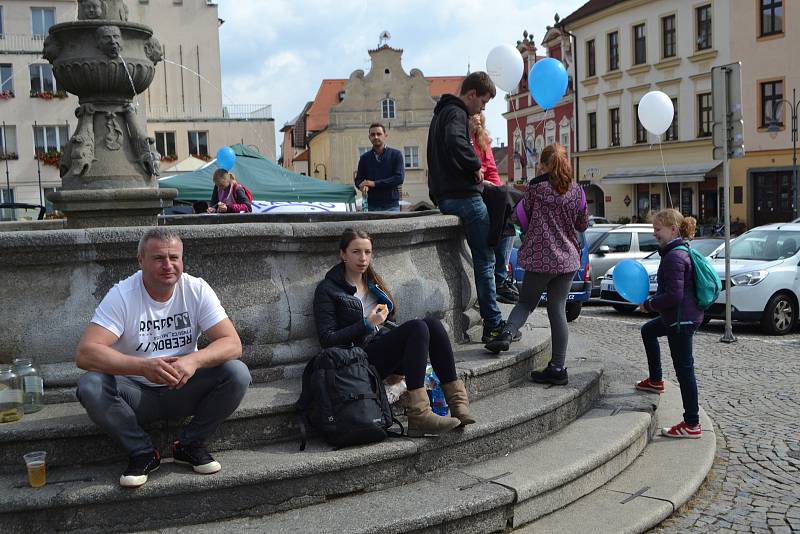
top-left (613, 260), bottom-right (650, 305)
top-left (216, 146), bottom-right (236, 171)
top-left (528, 57), bottom-right (568, 110)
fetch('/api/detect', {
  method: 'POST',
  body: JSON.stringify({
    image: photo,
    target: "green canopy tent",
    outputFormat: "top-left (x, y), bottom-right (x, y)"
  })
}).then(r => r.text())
top-left (158, 144), bottom-right (355, 205)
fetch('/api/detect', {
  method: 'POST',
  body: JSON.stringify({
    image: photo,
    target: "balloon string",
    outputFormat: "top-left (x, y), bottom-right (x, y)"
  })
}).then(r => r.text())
top-left (658, 139), bottom-right (673, 209)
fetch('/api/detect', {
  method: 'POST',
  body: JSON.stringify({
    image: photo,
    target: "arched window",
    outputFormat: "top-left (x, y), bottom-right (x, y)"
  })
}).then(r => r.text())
top-left (381, 98), bottom-right (395, 119)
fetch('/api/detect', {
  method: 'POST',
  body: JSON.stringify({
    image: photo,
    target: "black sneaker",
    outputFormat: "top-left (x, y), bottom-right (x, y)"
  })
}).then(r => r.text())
top-left (481, 320), bottom-right (506, 343)
top-left (172, 441), bottom-right (221, 474)
top-left (496, 279), bottom-right (519, 304)
top-left (529, 365), bottom-right (568, 386)
top-left (485, 330), bottom-right (513, 353)
top-left (119, 449), bottom-right (161, 488)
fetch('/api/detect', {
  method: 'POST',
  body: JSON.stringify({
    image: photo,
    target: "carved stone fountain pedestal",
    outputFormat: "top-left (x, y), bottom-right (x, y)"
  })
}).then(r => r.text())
top-left (43, 1), bottom-right (176, 228)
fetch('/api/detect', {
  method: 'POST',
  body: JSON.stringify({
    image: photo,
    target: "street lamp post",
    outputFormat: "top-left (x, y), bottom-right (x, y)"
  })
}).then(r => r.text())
top-left (313, 163), bottom-right (327, 180)
top-left (768, 87), bottom-right (800, 218)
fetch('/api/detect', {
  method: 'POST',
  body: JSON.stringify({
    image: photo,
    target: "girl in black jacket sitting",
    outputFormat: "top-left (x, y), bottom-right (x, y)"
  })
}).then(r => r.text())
top-left (313, 229), bottom-right (474, 436)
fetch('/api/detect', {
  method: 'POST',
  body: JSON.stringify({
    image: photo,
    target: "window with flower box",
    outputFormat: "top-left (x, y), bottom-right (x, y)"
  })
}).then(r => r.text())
top-left (188, 130), bottom-right (209, 158)
top-left (33, 125), bottom-right (68, 166)
top-left (0, 124), bottom-right (18, 160)
top-left (0, 64), bottom-right (13, 99)
top-left (29, 64), bottom-right (63, 97)
top-left (155, 131), bottom-right (177, 161)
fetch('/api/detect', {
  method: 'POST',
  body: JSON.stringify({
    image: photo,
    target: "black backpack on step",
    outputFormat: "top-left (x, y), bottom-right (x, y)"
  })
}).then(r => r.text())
top-left (296, 346), bottom-right (400, 449)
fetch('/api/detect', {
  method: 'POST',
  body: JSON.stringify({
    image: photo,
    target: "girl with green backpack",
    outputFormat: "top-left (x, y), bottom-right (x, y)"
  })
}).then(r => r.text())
top-left (635, 209), bottom-right (704, 439)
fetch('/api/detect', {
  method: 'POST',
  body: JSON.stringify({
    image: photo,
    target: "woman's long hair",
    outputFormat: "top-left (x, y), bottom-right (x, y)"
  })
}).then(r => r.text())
top-left (470, 113), bottom-right (490, 156)
top-left (338, 229), bottom-right (396, 311)
top-left (540, 143), bottom-right (572, 195)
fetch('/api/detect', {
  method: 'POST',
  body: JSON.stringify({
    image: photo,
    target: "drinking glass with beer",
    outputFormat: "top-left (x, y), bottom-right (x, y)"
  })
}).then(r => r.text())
top-left (23, 451), bottom-right (47, 488)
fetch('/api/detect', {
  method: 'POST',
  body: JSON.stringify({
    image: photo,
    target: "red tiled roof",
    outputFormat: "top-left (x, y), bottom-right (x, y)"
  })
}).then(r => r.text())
top-left (560, 0), bottom-right (629, 27)
top-left (427, 76), bottom-right (465, 97)
top-left (294, 149), bottom-right (309, 162)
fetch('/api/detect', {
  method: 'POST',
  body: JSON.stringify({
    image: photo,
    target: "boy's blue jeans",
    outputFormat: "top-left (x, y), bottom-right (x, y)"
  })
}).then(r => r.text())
top-left (438, 196), bottom-right (502, 328)
top-left (76, 359), bottom-right (251, 456)
top-left (640, 317), bottom-right (699, 426)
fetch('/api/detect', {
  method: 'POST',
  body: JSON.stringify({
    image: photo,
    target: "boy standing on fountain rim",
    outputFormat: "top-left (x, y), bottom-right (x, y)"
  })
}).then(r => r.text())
top-left (74, 228), bottom-right (251, 488)
top-left (427, 71), bottom-right (504, 342)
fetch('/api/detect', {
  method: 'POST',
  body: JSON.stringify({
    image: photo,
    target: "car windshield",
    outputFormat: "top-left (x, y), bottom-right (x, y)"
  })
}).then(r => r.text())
top-left (585, 229), bottom-right (609, 249)
top-left (714, 230), bottom-right (800, 260)
top-left (691, 239), bottom-right (724, 256)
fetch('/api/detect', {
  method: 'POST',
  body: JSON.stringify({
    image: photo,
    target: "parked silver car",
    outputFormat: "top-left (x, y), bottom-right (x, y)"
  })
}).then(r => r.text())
top-left (587, 223), bottom-right (659, 297)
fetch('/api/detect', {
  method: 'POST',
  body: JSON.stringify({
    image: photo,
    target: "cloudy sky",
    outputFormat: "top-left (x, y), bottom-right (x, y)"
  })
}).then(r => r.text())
top-left (216, 0), bottom-right (587, 158)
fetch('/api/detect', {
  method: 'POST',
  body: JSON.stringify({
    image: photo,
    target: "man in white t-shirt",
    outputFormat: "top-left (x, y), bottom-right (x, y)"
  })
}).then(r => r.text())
top-left (75, 228), bottom-right (251, 488)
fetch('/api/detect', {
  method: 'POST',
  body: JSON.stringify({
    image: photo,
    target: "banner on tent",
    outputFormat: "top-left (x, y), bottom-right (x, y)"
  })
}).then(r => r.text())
top-left (251, 201), bottom-right (348, 214)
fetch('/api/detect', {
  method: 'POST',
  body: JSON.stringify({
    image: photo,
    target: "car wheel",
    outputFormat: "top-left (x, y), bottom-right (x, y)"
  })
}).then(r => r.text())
top-left (760, 292), bottom-right (797, 335)
top-left (612, 304), bottom-right (637, 313)
top-left (566, 302), bottom-right (582, 322)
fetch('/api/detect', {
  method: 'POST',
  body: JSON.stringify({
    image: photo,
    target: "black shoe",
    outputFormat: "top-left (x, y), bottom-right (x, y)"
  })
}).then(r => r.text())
top-left (496, 279), bottom-right (519, 304)
top-left (529, 365), bottom-right (568, 386)
top-left (172, 440), bottom-right (221, 474)
top-left (485, 330), bottom-right (513, 353)
top-left (504, 277), bottom-right (520, 296)
top-left (481, 320), bottom-right (506, 343)
top-left (120, 449), bottom-right (161, 488)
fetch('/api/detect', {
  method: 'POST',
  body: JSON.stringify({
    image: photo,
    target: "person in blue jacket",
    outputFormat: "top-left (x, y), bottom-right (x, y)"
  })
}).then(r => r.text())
top-left (313, 229), bottom-right (473, 436)
top-left (354, 123), bottom-right (404, 212)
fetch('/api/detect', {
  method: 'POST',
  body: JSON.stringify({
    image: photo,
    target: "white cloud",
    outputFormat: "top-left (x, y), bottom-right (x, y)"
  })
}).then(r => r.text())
top-left (217, 0), bottom-right (586, 157)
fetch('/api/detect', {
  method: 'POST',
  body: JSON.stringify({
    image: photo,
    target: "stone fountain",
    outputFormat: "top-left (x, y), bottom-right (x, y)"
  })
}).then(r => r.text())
top-left (42, 0), bottom-right (176, 228)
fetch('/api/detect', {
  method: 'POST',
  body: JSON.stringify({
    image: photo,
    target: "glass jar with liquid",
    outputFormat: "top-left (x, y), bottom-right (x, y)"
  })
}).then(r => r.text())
top-left (0, 365), bottom-right (24, 423)
top-left (13, 358), bottom-right (44, 413)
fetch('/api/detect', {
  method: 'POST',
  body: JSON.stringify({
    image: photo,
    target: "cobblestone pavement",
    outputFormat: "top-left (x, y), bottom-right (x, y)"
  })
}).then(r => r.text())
top-left (565, 303), bottom-right (800, 534)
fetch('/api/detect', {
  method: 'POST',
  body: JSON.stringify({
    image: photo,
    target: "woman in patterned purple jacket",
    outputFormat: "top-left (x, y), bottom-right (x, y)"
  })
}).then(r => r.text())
top-left (485, 143), bottom-right (588, 386)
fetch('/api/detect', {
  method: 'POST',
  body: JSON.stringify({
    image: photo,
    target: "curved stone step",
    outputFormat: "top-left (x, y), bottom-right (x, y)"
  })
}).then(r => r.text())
top-left (0, 368), bottom-right (602, 533)
top-left (0, 331), bottom-right (550, 470)
top-left (519, 383), bottom-right (716, 533)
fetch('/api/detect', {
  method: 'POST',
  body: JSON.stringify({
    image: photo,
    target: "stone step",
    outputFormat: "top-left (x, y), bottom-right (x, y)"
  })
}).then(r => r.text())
top-left (131, 372), bottom-right (654, 533)
top-left (0, 367), bottom-right (602, 533)
top-left (0, 331), bottom-right (550, 470)
top-left (519, 383), bottom-right (716, 533)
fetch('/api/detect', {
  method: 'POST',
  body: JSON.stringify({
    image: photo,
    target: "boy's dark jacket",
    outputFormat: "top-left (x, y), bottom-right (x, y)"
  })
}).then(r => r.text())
top-left (427, 94), bottom-right (482, 203)
top-left (644, 238), bottom-right (704, 326)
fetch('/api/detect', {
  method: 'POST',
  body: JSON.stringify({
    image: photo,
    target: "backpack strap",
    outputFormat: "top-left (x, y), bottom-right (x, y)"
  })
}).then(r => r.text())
top-left (386, 415), bottom-right (405, 438)
top-left (295, 357), bottom-right (317, 451)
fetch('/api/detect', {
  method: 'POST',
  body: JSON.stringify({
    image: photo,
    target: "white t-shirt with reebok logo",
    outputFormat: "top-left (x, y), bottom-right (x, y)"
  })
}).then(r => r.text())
top-left (91, 271), bottom-right (228, 386)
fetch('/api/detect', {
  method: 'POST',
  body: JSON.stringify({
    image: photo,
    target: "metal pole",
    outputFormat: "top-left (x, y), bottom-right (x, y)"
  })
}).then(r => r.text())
top-left (721, 66), bottom-right (736, 343)
top-left (2, 121), bottom-right (10, 196)
top-left (793, 88), bottom-right (798, 218)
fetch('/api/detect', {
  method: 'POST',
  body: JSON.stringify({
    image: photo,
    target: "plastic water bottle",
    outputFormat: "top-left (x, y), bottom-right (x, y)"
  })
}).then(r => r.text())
top-left (363, 191), bottom-right (369, 212)
top-left (424, 365), bottom-right (449, 416)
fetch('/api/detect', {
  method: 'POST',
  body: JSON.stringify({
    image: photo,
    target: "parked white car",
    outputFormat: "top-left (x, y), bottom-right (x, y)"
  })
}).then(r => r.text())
top-left (599, 238), bottom-right (724, 312)
top-left (706, 223), bottom-right (800, 335)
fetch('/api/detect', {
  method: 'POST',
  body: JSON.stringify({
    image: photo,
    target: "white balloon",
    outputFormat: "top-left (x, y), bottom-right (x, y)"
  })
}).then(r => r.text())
top-left (637, 91), bottom-right (675, 136)
top-left (485, 45), bottom-right (524, 93)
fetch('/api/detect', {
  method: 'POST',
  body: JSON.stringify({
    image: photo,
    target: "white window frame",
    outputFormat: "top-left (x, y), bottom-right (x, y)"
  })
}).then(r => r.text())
top-left (0, 63), bottom-right (13, 94)
top-left (381, 98), bottom-right (395, 119)
top-left (155, 131), bottom-right (176, 158)
top-left (0, 124), bottom-right (18, 156)
top-left (188, 130), bottom-right (209, 157)
top-left (33, 124), bottom-right (68, 153)
top-left (29, 64), bottom-right (58, 93)
top-left (31, 7), bottom-right (55, 38)
top-left (403, 146), bottom-right (419, 168)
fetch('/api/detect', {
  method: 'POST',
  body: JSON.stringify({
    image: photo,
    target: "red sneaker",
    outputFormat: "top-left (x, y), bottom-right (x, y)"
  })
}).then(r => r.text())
top-left (635, 378), bottom-right (665, 394)
top-left (661, 421), bottom-right (702, 439)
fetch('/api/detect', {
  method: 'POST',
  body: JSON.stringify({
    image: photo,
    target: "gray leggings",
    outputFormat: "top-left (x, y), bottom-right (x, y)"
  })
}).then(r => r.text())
top-left (505, 271), bottom-right (576, 369)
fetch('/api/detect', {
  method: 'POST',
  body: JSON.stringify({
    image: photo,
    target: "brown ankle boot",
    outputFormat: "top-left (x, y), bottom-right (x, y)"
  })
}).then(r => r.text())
top-left (441, 379), bottom-right (476, 426)
top-left (405, 388), bottom-right (461, 437)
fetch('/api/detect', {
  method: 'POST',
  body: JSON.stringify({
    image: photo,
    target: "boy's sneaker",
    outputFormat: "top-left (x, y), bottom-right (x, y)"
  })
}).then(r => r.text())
top-left (120, 449), bottom-right (160, 488)
top-left (661, 421), bottom-right (702, 439)
top-left (172, 441), bottom-right (221, 474)
top-left (635, 378), bottom-right (665, 394)
top-left (485, 330), bottom-right (513, 353)
top-left (529, 365), bottom-right (568, 386)
top-left (481, 320), bottom-right (506, 343)
top-left (496, 278), bottom-right (519, 304)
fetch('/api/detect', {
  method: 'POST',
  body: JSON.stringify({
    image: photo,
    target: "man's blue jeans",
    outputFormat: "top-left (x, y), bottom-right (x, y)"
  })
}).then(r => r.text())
top-left (495, 235), bottom-right (515, 284)
top-left (76, 359), bottom-right (251, 456)
top-left (438, 196), bottom-right (502, 328)
top-left (640, 318), bottom-right (699, 426)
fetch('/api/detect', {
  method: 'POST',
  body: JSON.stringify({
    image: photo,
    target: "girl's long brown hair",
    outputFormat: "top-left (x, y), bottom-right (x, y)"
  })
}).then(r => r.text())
top-left (338, 229), bottom-right (396, 312)
top-left (471, 113), bottom-right (490, 156)
top-left (540, 143), bottom-right (572, 194)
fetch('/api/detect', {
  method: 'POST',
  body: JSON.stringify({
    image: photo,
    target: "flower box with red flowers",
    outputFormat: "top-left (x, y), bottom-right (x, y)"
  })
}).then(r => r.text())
top-left (0, 152), bottom-right (19, 161)
top-left (30, 90), bottom-right (68, 100)
top-left (161, 154), bottom-right (178, 163)
top-left (0, 91), bottom-right (15, 100)
top-left (34, 150), bottom-right (62, 167)
top-left (191, 153), bottom-right (213, 162)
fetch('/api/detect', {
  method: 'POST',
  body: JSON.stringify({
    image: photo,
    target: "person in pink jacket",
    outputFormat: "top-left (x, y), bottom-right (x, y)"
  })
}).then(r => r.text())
top-left (469, 112), bottom-right (518, 304)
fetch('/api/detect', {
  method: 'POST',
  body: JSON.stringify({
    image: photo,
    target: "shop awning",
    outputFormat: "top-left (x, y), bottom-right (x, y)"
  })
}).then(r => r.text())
top-left (601, 162), bottom-right (721, 184)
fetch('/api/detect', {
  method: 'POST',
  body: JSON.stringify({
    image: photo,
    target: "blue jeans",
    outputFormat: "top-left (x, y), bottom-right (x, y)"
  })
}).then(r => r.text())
top-left (76, 360), bottom-right (251, 456)
top-left (494, 235), bottom-right (514, 284)
top-left (438, 196), bottom-right (502, 328)
top-left (640, 318), bottom-right (699, 426)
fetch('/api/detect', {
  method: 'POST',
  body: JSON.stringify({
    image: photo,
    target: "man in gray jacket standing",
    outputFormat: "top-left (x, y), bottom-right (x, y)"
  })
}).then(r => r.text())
top-left (427, 72), bottom-right (503, 342)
